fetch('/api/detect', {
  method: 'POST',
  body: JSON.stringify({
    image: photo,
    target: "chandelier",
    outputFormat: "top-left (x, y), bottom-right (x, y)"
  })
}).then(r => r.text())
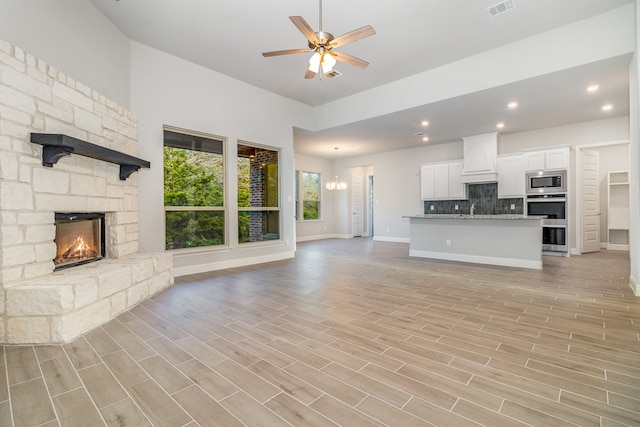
top-left (326, 147), bottom-right (347, 191)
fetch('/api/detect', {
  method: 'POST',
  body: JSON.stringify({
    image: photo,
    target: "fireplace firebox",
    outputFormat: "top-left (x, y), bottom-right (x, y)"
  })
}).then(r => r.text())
top-left (54, 213), bottom-right (105, 270)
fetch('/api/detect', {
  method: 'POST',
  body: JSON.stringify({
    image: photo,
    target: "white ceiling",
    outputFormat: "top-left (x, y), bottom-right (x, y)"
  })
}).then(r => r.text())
top-left (90, 0), bottom-right (632, 158)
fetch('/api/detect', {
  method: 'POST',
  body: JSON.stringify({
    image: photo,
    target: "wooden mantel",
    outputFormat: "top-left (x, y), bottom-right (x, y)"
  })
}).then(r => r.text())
top-left (30, 133), bottom-right (151, 180)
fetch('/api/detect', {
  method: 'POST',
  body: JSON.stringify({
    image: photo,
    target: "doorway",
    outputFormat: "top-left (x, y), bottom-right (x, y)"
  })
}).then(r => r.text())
top-left (576, 141), bottom-right (630, 254)
top-left (349, 166), bottom-right (374, 238)
top-left (351, 172), bottom-right (363, 237)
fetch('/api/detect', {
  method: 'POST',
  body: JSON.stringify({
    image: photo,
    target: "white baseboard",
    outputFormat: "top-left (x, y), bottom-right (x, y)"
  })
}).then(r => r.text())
top-left (173, 251), bottom-right (295, 277)
top-left (373, 236), bottom-right (410, 243)
top-left (296, 234), bottom-right (332, 242)
top-left (296, 233), bottom-right (353, 242)
top-left (409, 249), bottom-right (542, 270)
top-left (630, 274), bottom-right (639, 296)
top-left (607, 243), bottom-right (630, 251)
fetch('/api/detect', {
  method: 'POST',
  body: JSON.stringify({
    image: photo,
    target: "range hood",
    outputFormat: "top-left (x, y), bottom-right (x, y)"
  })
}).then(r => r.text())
top-left (461, 132), bottom-right (499, 183)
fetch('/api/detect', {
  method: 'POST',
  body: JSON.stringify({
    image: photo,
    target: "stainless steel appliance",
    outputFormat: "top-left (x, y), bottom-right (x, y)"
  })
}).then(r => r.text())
top-left (526, 193), bottom-right (567, 253)
top-left (526, 170), bottom-right (566, 194)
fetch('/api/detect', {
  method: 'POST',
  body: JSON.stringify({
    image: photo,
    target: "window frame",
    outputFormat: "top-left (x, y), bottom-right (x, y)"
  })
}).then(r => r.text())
top-left (163, 125), bottom-right (228, 251)
top-left (296, 170), bottom-right (322, 222)
top-left (237, 141), bottom-right (282, 245)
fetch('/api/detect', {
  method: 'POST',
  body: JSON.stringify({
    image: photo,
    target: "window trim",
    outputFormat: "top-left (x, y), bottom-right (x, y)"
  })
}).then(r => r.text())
top-left (297, 170), bottom-right (322, 222)
top-left (163, 125), bottom-right (228, 251)
top-left (237, 141), bottom-right (282, 244)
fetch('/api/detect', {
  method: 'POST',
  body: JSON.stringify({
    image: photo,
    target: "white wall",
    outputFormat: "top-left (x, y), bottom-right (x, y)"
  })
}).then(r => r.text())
top-left (130, 42), bottom-right (311, 275)
top-left (293, 153), bottom-right (336, 241)
top-left (499, 117), bottom-right (630, 154)
top-left (334, 141), bottom-right (463, 241)
top-left (0, 0), bottom-right (130, 107)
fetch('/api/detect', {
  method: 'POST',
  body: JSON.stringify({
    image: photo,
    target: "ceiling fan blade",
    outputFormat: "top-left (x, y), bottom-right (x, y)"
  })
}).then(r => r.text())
top-left (305, 68), bottom-right (317, 79)
top-left (289, 16), bottom-right (320, 45)
top-left (262, 48), bottom-right (310, 57)
top-left (331, 25), bottom-right (375, 48)
top-left (331, 51), bottom-right (369, 69)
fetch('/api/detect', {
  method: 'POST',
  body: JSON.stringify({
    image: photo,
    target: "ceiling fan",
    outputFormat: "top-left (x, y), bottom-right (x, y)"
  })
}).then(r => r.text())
top-left (261, 0), bottom-right (375, 79)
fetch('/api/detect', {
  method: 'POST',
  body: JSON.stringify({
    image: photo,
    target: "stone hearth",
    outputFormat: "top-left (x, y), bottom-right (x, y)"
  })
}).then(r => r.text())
top-left (0, 38), bottom-right (173, 343)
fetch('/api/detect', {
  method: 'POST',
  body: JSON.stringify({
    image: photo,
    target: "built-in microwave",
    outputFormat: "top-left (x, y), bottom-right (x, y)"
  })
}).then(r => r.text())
top-left (526, 171), bottom-right (566, 194)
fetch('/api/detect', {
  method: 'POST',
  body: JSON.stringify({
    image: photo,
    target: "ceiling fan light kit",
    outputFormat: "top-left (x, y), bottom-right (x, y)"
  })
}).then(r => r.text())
top-left (262, 0), bottom-right (375, 79)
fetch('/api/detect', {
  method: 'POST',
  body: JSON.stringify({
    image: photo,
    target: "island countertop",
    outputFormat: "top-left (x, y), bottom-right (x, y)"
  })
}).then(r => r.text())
top-left (404, 214), bottom-right (545, 220)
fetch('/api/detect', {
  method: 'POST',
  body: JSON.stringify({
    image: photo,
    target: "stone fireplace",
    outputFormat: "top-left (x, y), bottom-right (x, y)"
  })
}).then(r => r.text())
top-left (0, 38), bottom-right (173, 344)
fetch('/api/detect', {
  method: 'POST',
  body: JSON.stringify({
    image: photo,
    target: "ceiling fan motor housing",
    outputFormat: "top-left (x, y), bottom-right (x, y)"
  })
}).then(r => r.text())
top-left (310, 31), bottom-right (334, 49)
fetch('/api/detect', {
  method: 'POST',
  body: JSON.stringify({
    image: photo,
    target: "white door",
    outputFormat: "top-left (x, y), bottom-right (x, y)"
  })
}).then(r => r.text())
top-left (581, 149), bottom-right (600, 253)
top-left (351, 173), bottom-right (363, 237)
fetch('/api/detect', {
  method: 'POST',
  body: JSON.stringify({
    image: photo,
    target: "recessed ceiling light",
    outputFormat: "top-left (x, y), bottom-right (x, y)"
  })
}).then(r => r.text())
top-left (507, 102), bottom-right (518, 109)
top-left (422, 136), bottom-right (429, 142)
top-left (587, 85), bottom-right (600, 93)
top-left (421, 120), bottom-right (429, 127)
top-left (496, 122), bottom-right (505, 129)
top-left (601, 104), bottom-right (613, 111)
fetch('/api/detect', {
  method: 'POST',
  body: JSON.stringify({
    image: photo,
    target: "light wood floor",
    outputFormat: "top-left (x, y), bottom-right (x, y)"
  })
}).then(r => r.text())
top-left (1, 239), bottom-right (639, 426)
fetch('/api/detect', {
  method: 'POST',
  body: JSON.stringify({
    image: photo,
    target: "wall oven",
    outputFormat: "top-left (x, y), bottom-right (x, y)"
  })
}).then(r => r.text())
top-left (526, 193), bottom-right (567, 253)
top-left (526, 171), bottom-right (566, 194)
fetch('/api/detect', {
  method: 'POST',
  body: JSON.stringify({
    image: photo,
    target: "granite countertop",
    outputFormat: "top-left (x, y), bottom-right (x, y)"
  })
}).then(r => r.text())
top-left (405, 214), bottom-right (546, 220)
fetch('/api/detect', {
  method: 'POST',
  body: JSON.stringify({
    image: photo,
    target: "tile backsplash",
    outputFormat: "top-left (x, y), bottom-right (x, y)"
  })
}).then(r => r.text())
top-left (423, 183), bottom-right (523, 215)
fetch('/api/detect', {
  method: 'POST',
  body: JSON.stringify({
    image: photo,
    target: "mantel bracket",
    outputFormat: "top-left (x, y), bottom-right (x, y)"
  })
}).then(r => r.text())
top-left (30, 133), bottom-right (150, 180)
top-left (42, 145), bottom-right (74, 167)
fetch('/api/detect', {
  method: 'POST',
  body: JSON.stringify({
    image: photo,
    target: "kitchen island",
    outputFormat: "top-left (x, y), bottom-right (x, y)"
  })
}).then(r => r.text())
top-left (405, 214), bottom-right (544, 269)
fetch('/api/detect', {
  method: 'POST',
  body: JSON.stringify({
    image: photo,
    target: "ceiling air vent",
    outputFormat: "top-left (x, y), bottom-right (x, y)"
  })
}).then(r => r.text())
top-left (323, 70), bottom-right (342, 79)
top-left (488, 0), bottom-right (515, 17)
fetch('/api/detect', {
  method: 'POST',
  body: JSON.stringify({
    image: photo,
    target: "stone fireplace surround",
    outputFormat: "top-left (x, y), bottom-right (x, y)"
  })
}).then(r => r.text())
top-left (0, 38), bottom-right (173, 344)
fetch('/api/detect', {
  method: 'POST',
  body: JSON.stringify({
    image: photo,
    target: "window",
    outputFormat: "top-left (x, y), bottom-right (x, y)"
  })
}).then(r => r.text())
top-left (163, 128), bottom-right (225, 250)
top-left (297, 171), bottom-right (321, 220)
top-left (237, 143), bottom-right (280, 243)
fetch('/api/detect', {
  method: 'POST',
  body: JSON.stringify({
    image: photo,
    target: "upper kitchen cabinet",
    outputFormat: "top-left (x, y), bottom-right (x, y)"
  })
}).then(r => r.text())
top-left (420, 164), bottom-right (436, 200)
top-left (461, 133), bottom-right (498, 183)
top-left (448, 162), bottom-right (466, 199)
top-left (421, 161), bottom-right (466, 200)
top-left (523, 147), bottom-right (569, 172)
top-left (497, 154), bottom-right (525, 198)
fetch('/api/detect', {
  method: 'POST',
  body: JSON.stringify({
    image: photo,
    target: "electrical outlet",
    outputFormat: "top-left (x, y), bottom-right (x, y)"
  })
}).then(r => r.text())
top-left (510, 204), bottom-right (516, 210)
top-left (430, 205), bottom-right (434, 211)
top-left (454, 205), bottom-right (459, 210)
top-left (446, 239), bottom-right (451, 246)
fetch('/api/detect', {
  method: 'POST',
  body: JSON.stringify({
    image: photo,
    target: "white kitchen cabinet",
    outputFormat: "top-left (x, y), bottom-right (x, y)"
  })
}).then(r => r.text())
top-left (523, 147), bottom-right (569, 171)
top-left (420, 161), bottom-right (466, 200)
top-left (420, 165), bottom-right (435, 200)
top-left (448, 162), bottom-right (466, 199)
top-left (497, 154), bottom-right (524, 198)
top-left (434, 163), bottom-right (450, 199)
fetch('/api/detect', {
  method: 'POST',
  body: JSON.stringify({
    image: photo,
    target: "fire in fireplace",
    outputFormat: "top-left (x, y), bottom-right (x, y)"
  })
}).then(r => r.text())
top-left (54, 213), bottom-right (105, 270)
